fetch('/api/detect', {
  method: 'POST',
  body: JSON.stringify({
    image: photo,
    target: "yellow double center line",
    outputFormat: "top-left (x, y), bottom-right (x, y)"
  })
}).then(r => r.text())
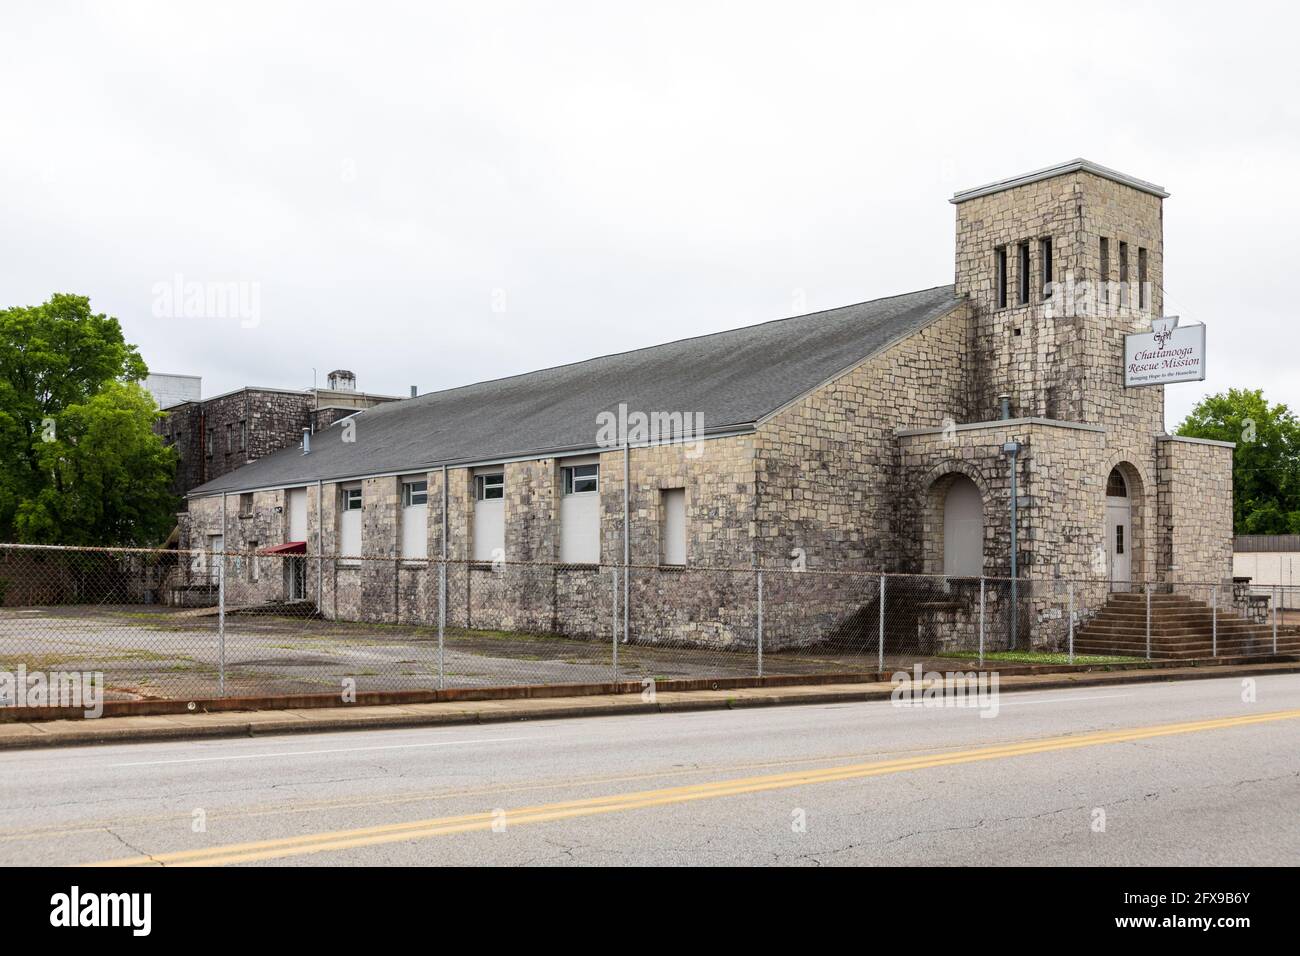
top-left (85, 708), bottom-right (1300, 867)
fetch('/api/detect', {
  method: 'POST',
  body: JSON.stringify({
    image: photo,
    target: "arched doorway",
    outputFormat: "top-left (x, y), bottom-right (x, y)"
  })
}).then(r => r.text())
top-left (1106, 467), bottom-right (1132, 590)
top-left (943, 475), bottom-right (984, 577)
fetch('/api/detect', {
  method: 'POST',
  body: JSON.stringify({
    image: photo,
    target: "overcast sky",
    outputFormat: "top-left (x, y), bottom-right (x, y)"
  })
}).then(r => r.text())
top-left (2, 1), bottom-right (1296, 429)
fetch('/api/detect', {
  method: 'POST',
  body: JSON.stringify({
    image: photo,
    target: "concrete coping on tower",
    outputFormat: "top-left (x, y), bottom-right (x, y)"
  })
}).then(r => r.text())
top-left (950, 158), bottom-right (1171, 204)
top-left (895, 417), bottom-right (1106, 438)
top-left (1157, 433), bottom-right (1237, 449)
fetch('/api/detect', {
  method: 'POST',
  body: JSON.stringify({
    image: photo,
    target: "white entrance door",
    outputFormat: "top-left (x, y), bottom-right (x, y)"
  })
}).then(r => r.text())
top-left (1105, 468), bottom-right (1131, 591)
top-left (943, 476), bottom-right (984, 577)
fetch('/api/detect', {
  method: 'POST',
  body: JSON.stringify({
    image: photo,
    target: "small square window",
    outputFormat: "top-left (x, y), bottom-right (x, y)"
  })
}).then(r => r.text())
top-left (475, 473), bottom-right (504, 500)
top-left (562, 463), bottom-right (599, 495)
top-left (403, 480), bottom-right (428, 507)
top-left (342, 487), bottom-right (363, 511)
top-left (239, 492), bottom-right (254, 517)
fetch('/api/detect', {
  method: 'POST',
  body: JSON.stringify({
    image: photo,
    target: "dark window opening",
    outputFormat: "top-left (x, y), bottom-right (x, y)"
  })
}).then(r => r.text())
top-left (1040, 237), bottom-right (1053, 297)
top-left (1017, 242), bottom-right (1030, 305)
top-left (1119, 241), bottom-right (1129, 307)
top-left (1138, 247), bottom-right (1149, 309)
top-left (995, 246), bottom-right (1008, 309)
top-left (1100, 237), bottom-right (1110, 306)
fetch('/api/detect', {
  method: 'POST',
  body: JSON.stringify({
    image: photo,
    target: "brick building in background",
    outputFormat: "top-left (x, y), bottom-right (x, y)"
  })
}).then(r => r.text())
top-left (155, 370), bottom-right (402, 501)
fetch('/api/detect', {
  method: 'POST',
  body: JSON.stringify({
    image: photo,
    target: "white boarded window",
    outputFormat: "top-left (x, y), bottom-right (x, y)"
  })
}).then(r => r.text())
top-left (339, 484), bottom-right (362, 559)
top-left (559, 461), bottom-right (600, 564)
top-left (287, 487), bottom-right (308, 541)
top-left (401, 477), bottom-right (428, 560)
top-left (660, 488), bottom-right (686, 566)
top-left (473, 470), bottom-right (505, 562)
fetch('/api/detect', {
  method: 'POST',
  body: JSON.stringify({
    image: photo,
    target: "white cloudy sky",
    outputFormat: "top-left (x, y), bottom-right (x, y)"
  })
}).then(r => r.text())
top-left (1, 1), bottom-right (1295, 428)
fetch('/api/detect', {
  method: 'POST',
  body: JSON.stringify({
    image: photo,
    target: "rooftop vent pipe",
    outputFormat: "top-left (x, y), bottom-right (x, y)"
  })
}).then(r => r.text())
top-left (302, 428), bottom-right (311, 455)
top-left (410, 385), bottom-right (417, 398)
top-left (998, 394), bottom-right (1012, 421)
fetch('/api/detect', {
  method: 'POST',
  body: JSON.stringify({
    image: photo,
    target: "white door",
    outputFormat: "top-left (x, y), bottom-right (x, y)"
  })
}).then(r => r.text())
top-left (207, 533), bottom-right (224, 582)
top-left (942, 476), bottom-right (984, 577)
top-left (287, 488), bottom-right (308, 541)
top-left (1105, 468), bottom-right (1131, 590)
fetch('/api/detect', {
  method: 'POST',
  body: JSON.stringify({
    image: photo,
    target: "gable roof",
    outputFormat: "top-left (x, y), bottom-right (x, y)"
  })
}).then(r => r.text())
top-left (189, 284), bottom-right (961, 497)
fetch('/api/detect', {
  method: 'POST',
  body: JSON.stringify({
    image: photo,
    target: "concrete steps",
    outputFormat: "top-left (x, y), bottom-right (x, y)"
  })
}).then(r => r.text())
top-left (1074, 592), bottom-right (1297, 659)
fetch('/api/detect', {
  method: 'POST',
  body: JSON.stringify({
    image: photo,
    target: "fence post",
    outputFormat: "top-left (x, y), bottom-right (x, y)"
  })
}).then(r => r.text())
top-left (611, 566), bottom-right (619, 681)
top-left (756, 570), bottom-right (764, 678)
top-left (1274, 584), bottom-right (1279, 655)
top-left (437, 558), bottom-right (446, 690)
top-left (1145, 584), bottom-right (1152, 660)
top-left (1068, 580), bottom-right (1074, 664)
top-left (978, 576), bottom-right (985, 667)
top-left (878, 574), bottom-right (886, 672)
top-left (217, 550), bottom-right (227, 697)
top-left (1211, 584), bottom-right (1217, 658)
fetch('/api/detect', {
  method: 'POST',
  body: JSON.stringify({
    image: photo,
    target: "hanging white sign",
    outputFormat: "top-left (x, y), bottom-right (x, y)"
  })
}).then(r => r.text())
top-left (1124, 317), bottom-right (1206, 387)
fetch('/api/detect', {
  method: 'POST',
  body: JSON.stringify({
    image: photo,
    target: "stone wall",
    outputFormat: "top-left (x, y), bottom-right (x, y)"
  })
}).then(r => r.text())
top-left (753, 301), bottom-right (971, 572)
top-left (1158, 436), bottom-right (1235, 583)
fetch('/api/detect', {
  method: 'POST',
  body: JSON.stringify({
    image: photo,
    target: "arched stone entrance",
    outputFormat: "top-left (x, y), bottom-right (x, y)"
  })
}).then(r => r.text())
top-left (1106, 466), bottom-right (1133, 590)
top-left (921, 467), bottom-right (987, 577)
top-left (943, 475), bottom-right (984, 577)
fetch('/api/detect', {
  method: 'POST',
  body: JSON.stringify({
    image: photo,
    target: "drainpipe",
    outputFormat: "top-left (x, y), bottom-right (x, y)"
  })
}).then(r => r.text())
top-left (1001, 393), bottom-right (1021, 651)
top-left (316, 479), bottom-right (323, 609)
top-left (623, 433), bottom-right (630, 645)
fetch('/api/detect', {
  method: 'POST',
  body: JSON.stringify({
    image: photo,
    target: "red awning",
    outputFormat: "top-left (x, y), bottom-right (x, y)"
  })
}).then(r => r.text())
top-left (260, 541), bottom-right (307, 555)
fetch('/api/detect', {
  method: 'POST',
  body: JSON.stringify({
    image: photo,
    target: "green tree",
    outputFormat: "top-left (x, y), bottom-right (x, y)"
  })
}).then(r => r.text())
top-left (0, 294), bottom-right (177, 545)
top-left (1176, 388), bottom-right (1300, 534)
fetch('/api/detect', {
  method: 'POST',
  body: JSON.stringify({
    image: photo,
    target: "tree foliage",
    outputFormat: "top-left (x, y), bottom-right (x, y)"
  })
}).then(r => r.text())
top-left (0, 294), bottom-right (177, 545)
top-left (1176, 388), bottom-right (1300, 535)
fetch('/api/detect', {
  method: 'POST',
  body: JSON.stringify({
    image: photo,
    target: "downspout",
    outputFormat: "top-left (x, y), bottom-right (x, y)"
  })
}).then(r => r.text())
top-left (623, 433), bottom-right (630, 645)
top-left (1000, 395), bottom-right (1020, 650)
top-left (316, 479), bottom-right (323, 610)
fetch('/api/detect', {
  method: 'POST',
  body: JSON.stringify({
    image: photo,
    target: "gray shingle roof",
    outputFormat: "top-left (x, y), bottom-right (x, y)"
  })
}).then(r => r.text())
top-left (189, 284), bottom-right (960, 497)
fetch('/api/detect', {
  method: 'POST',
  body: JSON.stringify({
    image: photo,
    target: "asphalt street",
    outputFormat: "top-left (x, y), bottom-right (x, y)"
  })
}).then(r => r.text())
top-left (2, 674), bottom-right (1297, 866)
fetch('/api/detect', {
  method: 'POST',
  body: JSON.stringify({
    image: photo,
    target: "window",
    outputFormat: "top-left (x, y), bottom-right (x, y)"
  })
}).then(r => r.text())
top-left (1040, 237), bottom-right (1053, 297)
top-left (1138, 247), bottom-right (1148, 309)
top-left (659, 488), bottom-right (686, 566)
top-left (225, 422), bottom-right (233, 454)
top-left (472, 471), bottom-right (505, 562)
top-left (239, 420), bottom-right (247, 452)
top-left (559, 461), bottom-right (600, 563)
top-left (475, 473), bottom-right (504, 500)
top-left (1115, 524), bottom-right (1124, 556)
top-left (995, 246), bottom-right (1008, 309)
top-left (1119, 241), bottom-right (1129, 307)
top-left (562, 463), bottom-right (599, 495)
top-left (1017, 242), bottom-right (1030, 305)
top-left (1099, 237), bottom-right (1110, 306)
top-left (239, 492), bottom-right (254, 517)
top-left (402, 479), bottom-right (428, 507)
top-left (206, 429), bottom-right (214, 457)
top-left (400, 477), bottom-right (428, 560)
top-left (339, 485), bottom-right (362, 558)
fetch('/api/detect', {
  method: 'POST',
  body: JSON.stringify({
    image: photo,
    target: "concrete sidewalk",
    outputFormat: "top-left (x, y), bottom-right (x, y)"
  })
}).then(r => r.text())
top-left (2, 660), bottom-right (1298, 751)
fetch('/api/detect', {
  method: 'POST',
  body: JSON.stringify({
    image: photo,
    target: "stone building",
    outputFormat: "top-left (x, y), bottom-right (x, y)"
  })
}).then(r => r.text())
top-left (182, 160), bottom-right (1234, 649)
top-left (156, 370), bottom-right (401, 500)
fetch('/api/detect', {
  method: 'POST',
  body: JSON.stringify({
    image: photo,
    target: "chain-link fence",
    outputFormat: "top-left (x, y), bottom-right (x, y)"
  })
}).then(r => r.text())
top-left (1, 543), bottom-right (1298, 705)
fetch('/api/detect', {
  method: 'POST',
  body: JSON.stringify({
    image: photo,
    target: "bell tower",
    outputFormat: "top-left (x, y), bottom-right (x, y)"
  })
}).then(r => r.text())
top-left (951, 159), bottom-right (1166, 433)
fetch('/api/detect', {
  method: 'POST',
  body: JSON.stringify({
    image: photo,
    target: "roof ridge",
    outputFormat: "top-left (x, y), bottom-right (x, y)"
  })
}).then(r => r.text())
top-left (402, 283), bottom-right (956, 405)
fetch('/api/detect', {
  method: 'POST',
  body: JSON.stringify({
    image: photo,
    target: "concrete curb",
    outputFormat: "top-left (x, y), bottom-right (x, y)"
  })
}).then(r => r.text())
top-left (1, 660), bottom-right (1297, 752)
